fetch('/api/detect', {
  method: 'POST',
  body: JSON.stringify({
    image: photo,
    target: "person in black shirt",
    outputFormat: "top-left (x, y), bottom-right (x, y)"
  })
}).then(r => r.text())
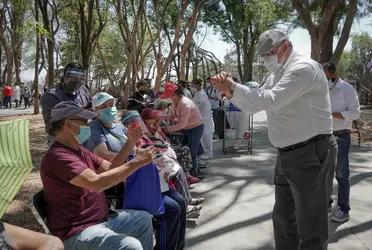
top-left (128, 79), bottom-right (155, 112)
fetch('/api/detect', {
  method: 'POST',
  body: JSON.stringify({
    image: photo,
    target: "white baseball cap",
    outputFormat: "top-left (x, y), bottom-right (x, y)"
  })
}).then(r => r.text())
top-left (92, 92), bottom-right (115, 110)
top-left (257, 29), bottom-right (289, 56)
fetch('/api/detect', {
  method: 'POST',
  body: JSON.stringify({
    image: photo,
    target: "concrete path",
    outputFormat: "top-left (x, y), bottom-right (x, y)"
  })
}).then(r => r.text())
top-left (0, 106), bottom-right (34, 117)
top-left (186, 111), bottom-right (372, 250)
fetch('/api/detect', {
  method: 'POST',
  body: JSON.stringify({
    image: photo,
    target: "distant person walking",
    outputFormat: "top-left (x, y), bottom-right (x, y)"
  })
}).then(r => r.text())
top-left (2, 84), bottom-right (12, 109)
top-left (23, 86), bottom-right (32, 109)
top-left (12, 83), bottom-right (21, 107)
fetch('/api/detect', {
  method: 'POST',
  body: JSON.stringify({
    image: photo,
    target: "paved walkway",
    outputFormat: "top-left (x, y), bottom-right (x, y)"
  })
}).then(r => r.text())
top-left (0, 106), bottom-right (34, 117)
top-left (186, 112), bottom-right (372, 250)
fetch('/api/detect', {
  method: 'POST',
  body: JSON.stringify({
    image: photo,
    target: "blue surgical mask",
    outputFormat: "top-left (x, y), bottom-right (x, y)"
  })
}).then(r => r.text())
top-left (99, 106), bottom-right (117, 124)
top-left (75, 126), bottom-right (91, 144)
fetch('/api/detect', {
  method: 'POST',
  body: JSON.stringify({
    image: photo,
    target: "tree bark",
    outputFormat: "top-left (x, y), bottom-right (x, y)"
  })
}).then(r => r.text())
top-left (331, 0), bottom-right (358, 64)
top-left (33, 0), bottom-right (40, 114)
top-left (293, 0), bottom-right (356, 64)
top-left (179, 0), bottom-right (203, 81)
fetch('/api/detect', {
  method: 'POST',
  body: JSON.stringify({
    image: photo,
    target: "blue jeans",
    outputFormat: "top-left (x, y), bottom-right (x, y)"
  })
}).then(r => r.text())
top-left (63, 210), bottom-right (153, 250)
top-left (335, 131), bottom-right (351, 212)
top-left (182, 124), bottom-right (204, 175)
top-left (155, 189), bottom-right (186, 250)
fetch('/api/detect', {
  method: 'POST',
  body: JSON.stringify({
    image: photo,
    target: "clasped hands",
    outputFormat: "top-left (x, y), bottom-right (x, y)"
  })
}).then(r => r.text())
top-left (209, 71), bottom-right (236, 98)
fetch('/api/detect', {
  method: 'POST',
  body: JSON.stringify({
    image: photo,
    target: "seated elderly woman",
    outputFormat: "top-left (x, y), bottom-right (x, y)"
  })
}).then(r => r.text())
top-left (86, 92), bottom-right (186, 250)
top-left (141, 108), bottom-right (205, 217)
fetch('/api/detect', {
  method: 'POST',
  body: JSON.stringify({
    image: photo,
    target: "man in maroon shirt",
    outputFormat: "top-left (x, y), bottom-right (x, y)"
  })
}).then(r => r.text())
top-left (41, 101), bottom-right (155, 250)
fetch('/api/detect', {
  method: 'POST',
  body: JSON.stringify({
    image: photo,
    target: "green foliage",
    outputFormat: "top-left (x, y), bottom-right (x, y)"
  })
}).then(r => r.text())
top-left (203, 0), bottom-right (292, 44)
top-left (338, 32), bottom-right (372, 85)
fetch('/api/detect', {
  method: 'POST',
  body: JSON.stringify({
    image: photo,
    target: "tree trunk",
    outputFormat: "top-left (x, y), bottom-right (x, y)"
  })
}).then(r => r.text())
top-left (319, 27), bottom-right (334, 64)
top-left (46, 38), bottom-right (54, 87)
top-left (185, 47), bottom-right (192, 80)
top-left (330, 0), bottom-right (358, 64)
top-left (13, 49), bottom-right (21, 84)
top-left (236, 42), bottom-right (243, 80)
top-left (33, 22), bottom-right (40, 114)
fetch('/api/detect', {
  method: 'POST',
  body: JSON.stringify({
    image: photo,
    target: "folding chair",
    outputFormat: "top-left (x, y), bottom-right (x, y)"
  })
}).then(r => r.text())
top-left (0, 120), bottom-right (33, 218)
top-left (30, 190), bottom-right (50, 234)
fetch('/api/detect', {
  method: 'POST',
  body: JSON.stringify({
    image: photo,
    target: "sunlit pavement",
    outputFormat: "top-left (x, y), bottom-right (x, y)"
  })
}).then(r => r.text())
top-left (0, 106), bottom-right (34, 117)
top-left (186, 111), bottom-right (372, 250)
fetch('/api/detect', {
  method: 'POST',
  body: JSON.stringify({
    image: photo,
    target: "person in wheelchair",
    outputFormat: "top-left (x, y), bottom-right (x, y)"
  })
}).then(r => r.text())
top-left (41, 101), bottom-right (154, 250)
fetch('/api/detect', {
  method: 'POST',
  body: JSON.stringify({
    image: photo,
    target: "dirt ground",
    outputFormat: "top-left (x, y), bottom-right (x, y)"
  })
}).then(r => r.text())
top-left (1, 108), bottom-right (372, 233)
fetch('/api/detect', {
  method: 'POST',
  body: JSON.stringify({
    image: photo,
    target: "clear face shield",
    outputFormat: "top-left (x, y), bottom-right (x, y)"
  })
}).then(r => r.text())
top-left (63, 67), bottom-right (87, 93)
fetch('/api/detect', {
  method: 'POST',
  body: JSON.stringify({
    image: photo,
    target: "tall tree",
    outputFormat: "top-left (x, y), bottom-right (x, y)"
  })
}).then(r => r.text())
top-left (203, 0), bottom-right (291, 82)
top-left (37, 0), bottom-right (61, 87)
top-left (338, 32), bottom-right (372, 103)
top-left (77, 0), bottom-right (107, 69)
top-left (292, 0), bottom-right (371, 64)
top-left (0, 0), bottom-right (14, 85)
top-left (178, 0), bottom-right (203, 81)
top-left (33, 0), bottom-right (41, 114)
top-left (0, 0), bottom-right (28, 85)
top-left (114, 0), bottom-right (152, 105)
top-left (145, 0), bottom-right (209, 91)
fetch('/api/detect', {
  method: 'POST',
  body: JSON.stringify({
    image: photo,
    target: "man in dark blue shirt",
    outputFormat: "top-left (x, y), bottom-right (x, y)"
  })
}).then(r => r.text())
top-left (41, 63), bottom-right (92, 144)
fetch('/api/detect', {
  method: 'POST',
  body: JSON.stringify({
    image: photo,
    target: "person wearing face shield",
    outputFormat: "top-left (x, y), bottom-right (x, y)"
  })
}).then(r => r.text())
top-left (41, 63), bottom-right (92, 146)
top-left (323, 62), bottom-right (360, 223)
top-left (209, 29), bottom-right (338, 250)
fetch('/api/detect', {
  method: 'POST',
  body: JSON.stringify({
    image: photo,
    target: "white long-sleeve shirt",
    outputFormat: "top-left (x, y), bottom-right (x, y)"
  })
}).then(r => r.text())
top-left (231, 51), bottom-right (333, 148)
top-left (193, 90), bottom-right (214, 133)
top-left (329, 78), bottom-right (360, 131)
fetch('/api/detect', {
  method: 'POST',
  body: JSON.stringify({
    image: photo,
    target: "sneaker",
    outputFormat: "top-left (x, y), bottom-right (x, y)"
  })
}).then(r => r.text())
top-left (186, 205), bottom-right (202, 219)
top-left (331, 208), bottom-right (349, 223)
top-left (200, 155), bottom-right (212, 160)
top-left (198, 160), bottom-right (208, 166)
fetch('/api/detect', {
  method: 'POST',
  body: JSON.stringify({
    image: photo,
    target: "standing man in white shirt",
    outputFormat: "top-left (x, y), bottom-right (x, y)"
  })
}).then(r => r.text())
top-left (191, 79), bottom-right (215, 160)
top-left (210, 29), bottom-right (337, 250)
top-left (323, 62), bottom-right (360, 223)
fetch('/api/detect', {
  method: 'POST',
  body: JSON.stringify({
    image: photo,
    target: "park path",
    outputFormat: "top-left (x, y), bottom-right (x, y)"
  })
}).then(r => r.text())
top-left (185, 111), bottom-right (372, 250)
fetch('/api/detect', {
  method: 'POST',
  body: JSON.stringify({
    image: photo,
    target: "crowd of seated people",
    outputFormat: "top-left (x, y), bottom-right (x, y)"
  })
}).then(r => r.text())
top-left (3, 78), bottom-right (214, 250)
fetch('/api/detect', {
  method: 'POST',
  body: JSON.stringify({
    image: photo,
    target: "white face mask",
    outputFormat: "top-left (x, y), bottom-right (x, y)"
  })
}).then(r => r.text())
top-left (262, 55), bottom-right (283, 73)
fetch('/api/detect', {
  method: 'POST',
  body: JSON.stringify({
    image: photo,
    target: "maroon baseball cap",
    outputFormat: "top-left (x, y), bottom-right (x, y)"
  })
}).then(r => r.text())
top-left (141, 108), bottom-right (161, 121)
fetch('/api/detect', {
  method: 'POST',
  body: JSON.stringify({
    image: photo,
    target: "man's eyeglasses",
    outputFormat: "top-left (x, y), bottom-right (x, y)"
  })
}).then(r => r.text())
top-left (262, 41), bottom-right (285, 57)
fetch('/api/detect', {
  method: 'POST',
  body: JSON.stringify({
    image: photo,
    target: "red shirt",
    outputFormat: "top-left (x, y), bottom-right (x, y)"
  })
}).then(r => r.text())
top-left (3, 86), bottom-right (12, 97)
top-left (40, 142), bottom-right (108, 241)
